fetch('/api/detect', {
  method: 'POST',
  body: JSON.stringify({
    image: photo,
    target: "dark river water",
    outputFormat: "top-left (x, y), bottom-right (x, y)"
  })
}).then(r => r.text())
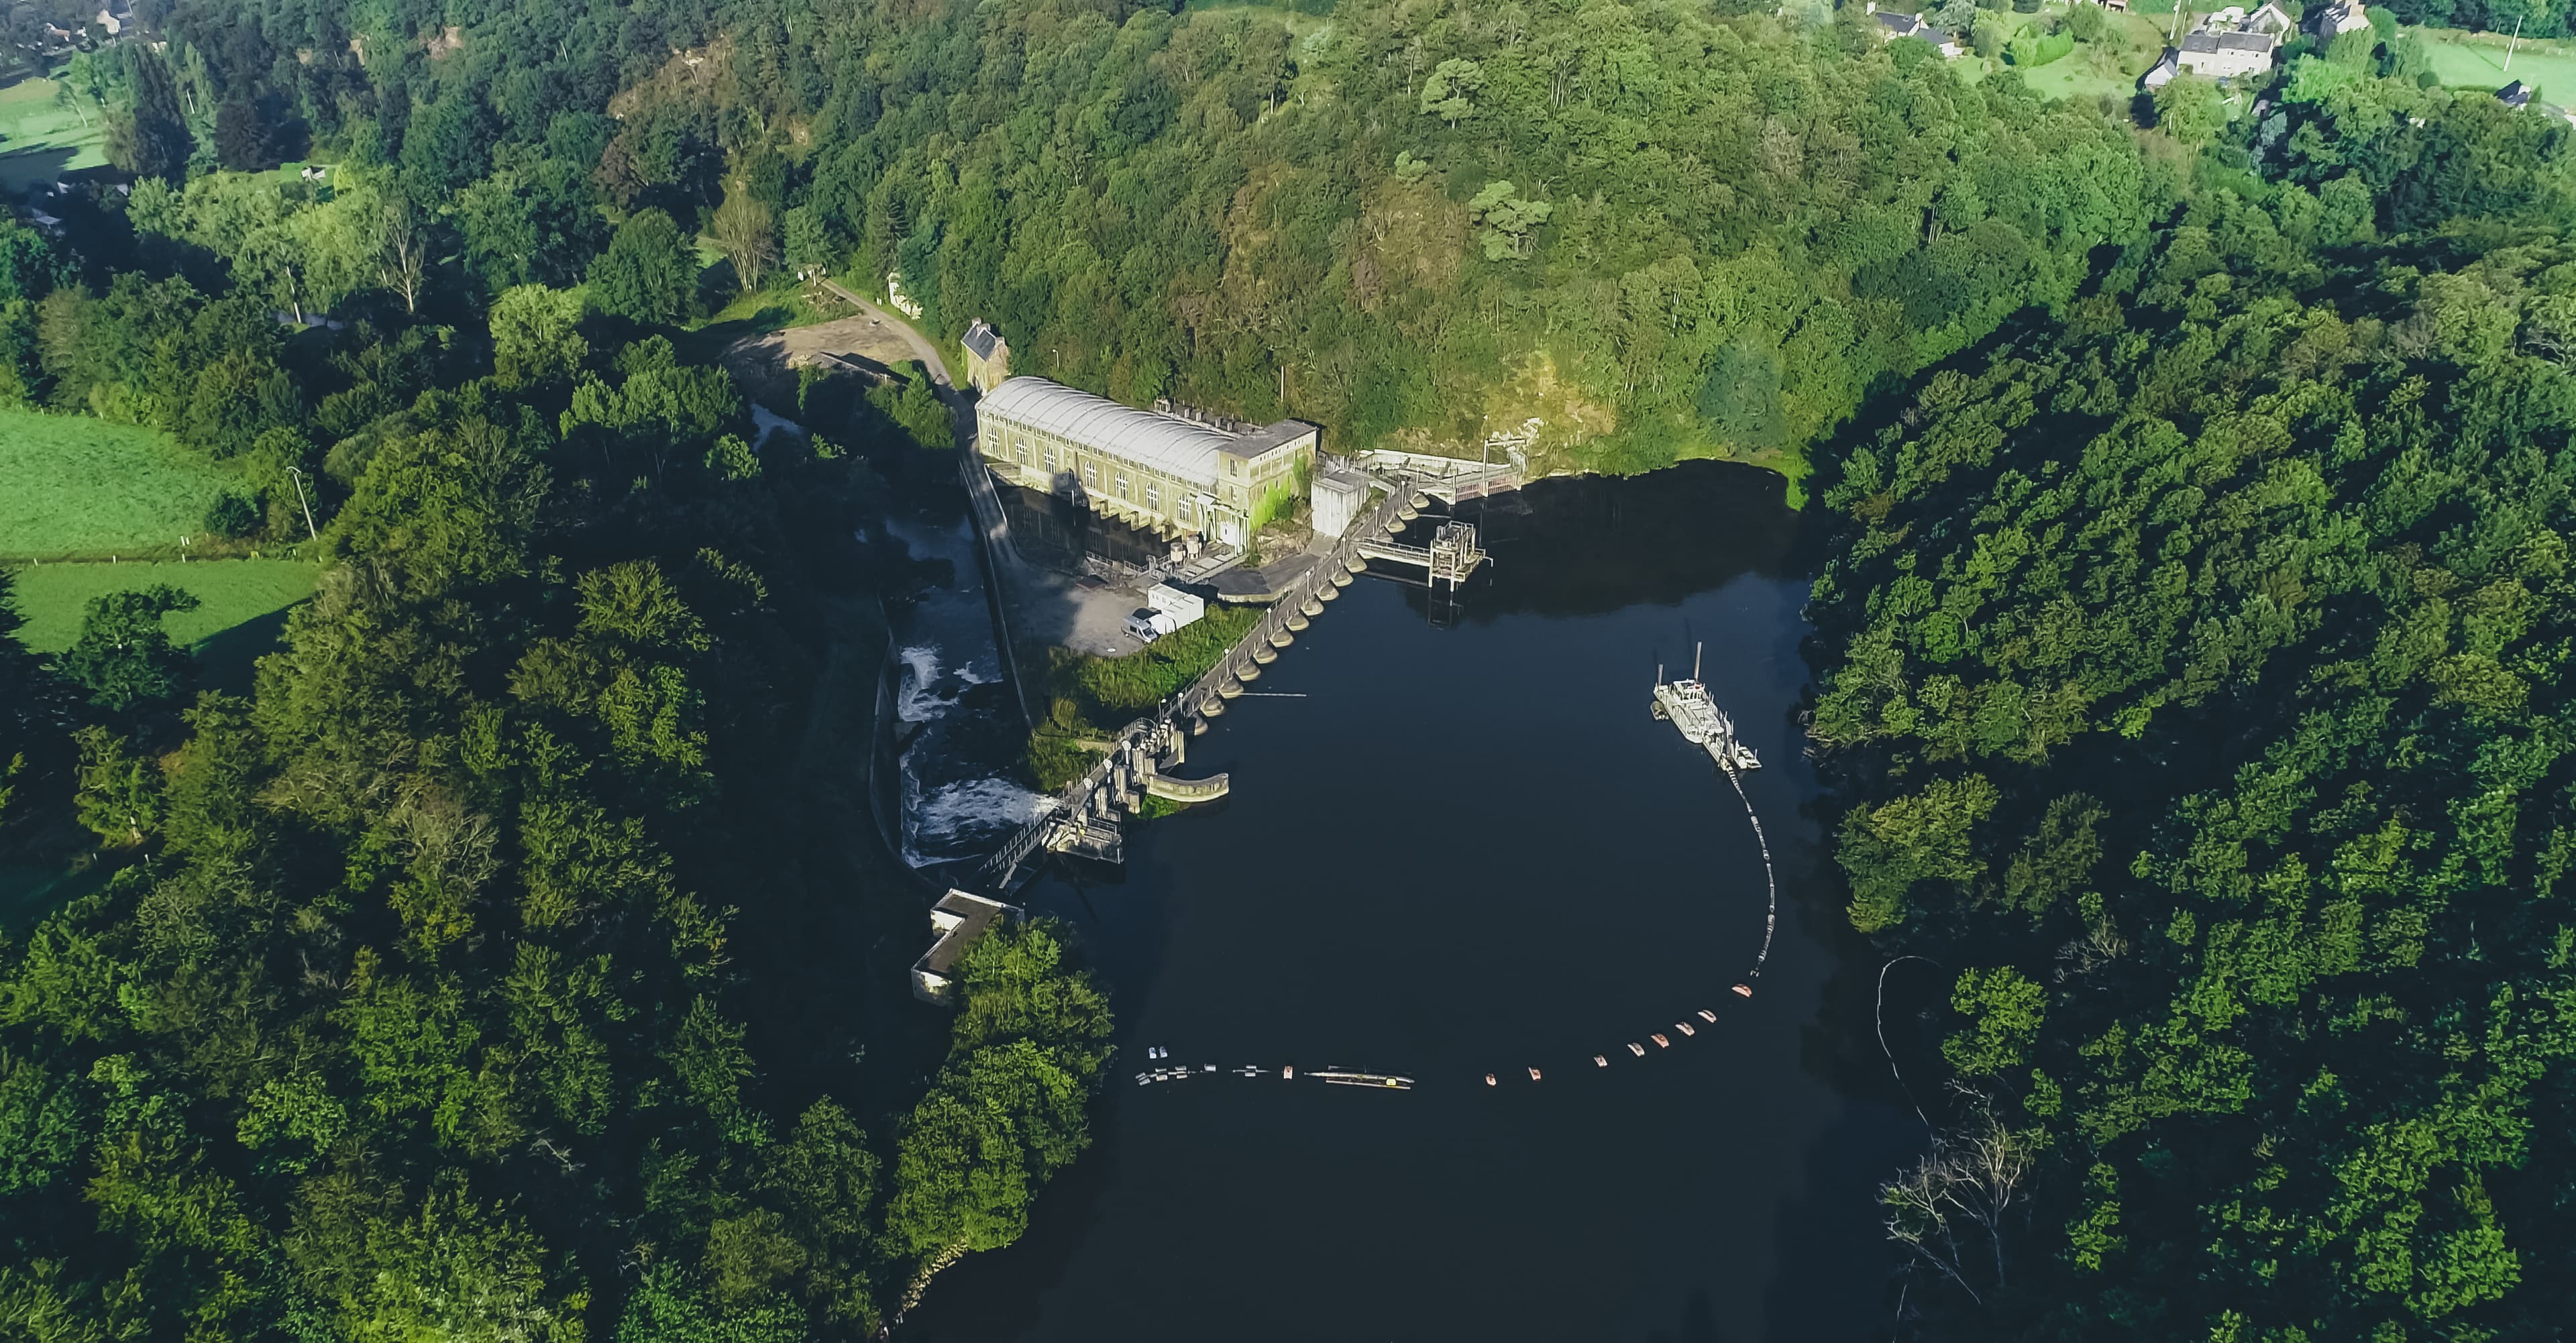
top-left (905, 462), bottom-right (1926, 1343)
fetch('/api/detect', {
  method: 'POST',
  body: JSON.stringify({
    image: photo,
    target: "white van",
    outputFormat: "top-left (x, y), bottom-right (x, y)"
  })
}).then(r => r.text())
top-left (1124, 608), bottom-right (1181, 643)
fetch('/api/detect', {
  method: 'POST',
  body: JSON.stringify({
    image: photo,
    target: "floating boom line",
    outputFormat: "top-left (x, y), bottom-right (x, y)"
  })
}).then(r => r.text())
top-left (1121, 647), bottom-right (1787, 1095)
top-left (1652, 645), bottom-right (1775, 983)
top-left (1723, 760), bottom-right (1777, 982)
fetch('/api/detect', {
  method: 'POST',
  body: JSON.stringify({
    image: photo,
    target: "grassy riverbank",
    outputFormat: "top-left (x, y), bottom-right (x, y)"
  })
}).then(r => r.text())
top-left (1022, 604), bottom-right (1260, 790)
top-left (0, 409), bottom-right (254, 560)
top-left (5, 558), bottom-right (321, 653)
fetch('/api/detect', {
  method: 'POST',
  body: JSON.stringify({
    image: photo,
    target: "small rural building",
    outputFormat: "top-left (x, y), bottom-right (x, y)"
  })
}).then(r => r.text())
top-left (2244, 3), bottom-right (2298, 36)
top-left (885, 271), bottom-right (923, 320)
top-left (962, 320), bottom-right (1010, 394)
top-left (1311, 462), bottom-right (1373, 538)
top-left (975, 377), bottom-right (1320, 547)
top-left (2310, 0), bottom-right (2371, 36)
top-left (2498, 79), bottom-right (2533, 109)
top-left (910, 889), bottom-right (1022, 1005)
top-left (2143, 48), bottom-right (2181, 88)
top-left (1872, 9), bottom-right (1963, 58)
top-left (2177, 28), bottom-right (2277, 78)
top-left (2171, 3), bottom-right (2289, 78)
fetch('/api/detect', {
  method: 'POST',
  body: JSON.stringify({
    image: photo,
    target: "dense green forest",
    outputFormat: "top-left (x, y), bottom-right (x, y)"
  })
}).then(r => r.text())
top-left (0, 354), bottom-right (1116, 1334)
top-left (8, 0), bottom-right (2576, 1334)
top-left (17, 0), bottom-right (2158, 478)
top-left (1808, 34), bottom-right (2576, 1343)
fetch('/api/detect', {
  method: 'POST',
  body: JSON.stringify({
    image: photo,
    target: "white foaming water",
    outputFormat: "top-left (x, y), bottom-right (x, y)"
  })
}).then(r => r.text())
top-left (902, 775), bottom-right (1053, 867)
top-left (750, 404), bottom-right (807, 447)
top-left (881, 508), bottom-right (1022, 868)
top-left (896, 645), bottom-right (949, 724)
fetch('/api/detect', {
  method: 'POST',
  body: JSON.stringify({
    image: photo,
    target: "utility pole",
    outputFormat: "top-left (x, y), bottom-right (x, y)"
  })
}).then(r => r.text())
top-left (2506, 11), bottom-right (2525, 72)
top-left (286, 466), bottom-right (319, 542)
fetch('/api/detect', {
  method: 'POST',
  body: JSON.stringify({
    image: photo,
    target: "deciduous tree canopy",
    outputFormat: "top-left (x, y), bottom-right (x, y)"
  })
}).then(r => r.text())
top-left (1809, 56), bottom-right (2576, 1340)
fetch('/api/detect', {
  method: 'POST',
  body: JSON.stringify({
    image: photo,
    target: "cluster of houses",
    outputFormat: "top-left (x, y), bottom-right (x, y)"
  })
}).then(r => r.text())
top-left (1868, 0), bottom-right (2536, 113)
top-left (32, 4), bottom-right (125, 51)
top-left (2137, 1), bottom-right (2370, 85)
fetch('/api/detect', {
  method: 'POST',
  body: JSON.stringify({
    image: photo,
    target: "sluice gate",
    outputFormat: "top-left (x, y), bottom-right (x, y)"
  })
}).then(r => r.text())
top-left (977, 470), bottom-right (1489, 889)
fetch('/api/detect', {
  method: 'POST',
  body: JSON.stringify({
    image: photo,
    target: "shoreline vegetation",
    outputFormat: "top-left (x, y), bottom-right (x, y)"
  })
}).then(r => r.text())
top-left (1803, 23), bottom-right (2576, 1342)
top-left (1024, 604), bottom-right (1262, 790)
top-left (0, 0), bottom-right (2570, 1336)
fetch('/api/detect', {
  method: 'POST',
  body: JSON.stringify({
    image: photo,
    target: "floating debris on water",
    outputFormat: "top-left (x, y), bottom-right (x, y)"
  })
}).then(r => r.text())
top-left (1311, 1069), bottom-right (1415, 1089)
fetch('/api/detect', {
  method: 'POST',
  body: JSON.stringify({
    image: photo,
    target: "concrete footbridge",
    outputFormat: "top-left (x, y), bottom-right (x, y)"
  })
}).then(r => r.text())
top-left (976, 472), bottom-right (1481, 889)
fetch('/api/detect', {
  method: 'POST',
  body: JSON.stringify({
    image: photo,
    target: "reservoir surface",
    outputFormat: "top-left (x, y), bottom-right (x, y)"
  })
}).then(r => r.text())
top-left (905, 463), bottom-right (1924, 1342)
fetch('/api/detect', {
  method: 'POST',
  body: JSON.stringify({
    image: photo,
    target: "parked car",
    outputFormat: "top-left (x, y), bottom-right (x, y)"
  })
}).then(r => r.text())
top-left (1125, 608), bottom-right (1181, 643)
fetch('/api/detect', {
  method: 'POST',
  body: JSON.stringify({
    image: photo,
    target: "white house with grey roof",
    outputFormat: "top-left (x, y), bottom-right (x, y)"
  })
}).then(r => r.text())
top-left (1871, 7), bottom-right (1963, 58)
top-left (2165, 4), bottom-right (2290, 78)
top-left (975, 377), bottom-right (1319, 547)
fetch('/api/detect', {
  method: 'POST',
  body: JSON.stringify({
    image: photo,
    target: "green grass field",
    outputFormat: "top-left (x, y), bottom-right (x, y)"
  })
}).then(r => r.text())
top-left (4, 557), bottom-right (321, 654)
top-left (0, 75), bottom-right (108, 196)
top-left (2014, 45), bottom-right (2159, 104)
top-left (1951, 9), bottom-right (2168, 106)
top-left (2421, 28), bottom-right (2576, 102)
top-left (0, 407), bottom-right (253, 560)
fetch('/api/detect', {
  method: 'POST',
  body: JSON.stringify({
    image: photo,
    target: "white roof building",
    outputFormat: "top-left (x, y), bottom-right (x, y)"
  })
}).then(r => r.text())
top-left (975, 376), bottom-right (1320, 546)
top-left (981, 377), bottom-right (1249, 482)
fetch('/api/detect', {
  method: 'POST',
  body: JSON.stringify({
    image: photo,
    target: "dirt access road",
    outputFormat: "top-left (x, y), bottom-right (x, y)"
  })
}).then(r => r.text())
top-left (798, 280), bottom-right (1152, 662)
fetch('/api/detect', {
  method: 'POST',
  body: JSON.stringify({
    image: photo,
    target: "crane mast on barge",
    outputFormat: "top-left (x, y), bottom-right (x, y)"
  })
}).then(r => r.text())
top-left (1652, 643), bottom-right (1760, 773)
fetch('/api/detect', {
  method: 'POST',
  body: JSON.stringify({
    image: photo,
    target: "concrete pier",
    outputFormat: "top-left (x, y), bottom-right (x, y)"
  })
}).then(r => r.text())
top-left (976, 465), bottom-right (1458, 889)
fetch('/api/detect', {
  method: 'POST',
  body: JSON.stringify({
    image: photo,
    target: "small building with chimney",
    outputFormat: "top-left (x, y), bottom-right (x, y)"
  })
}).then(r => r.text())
top-left (962, 320), bottom-right (1010, 394)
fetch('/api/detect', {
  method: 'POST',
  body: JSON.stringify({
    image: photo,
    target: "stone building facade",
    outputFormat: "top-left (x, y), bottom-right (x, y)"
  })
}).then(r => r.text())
top-left (975, 376), bottom-right (1319, 547)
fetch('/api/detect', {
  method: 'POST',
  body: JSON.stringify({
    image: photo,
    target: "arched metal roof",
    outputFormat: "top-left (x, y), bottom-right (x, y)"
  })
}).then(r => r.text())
top-left (979, 377), bottom-right (1235, 482)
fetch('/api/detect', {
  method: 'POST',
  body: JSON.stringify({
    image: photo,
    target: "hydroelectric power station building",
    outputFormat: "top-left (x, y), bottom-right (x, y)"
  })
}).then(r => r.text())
top-left (975, 376), bottom-right (1319, 547)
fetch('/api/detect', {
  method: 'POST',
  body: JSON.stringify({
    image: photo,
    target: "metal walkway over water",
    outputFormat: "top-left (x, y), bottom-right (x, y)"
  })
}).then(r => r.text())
top-left (975, 472), bottom-right (1487, 889)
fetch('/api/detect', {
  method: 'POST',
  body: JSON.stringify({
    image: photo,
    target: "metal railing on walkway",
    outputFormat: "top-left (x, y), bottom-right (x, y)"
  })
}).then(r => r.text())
top-left (975, 473), bottom-right (1428, 887)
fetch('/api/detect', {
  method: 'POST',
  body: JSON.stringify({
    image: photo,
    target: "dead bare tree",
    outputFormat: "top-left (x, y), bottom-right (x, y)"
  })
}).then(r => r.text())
top-left (1882, 1095), bottom-right (2036, 1311)
top-left (374, 200), bottom-right (427, 315)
